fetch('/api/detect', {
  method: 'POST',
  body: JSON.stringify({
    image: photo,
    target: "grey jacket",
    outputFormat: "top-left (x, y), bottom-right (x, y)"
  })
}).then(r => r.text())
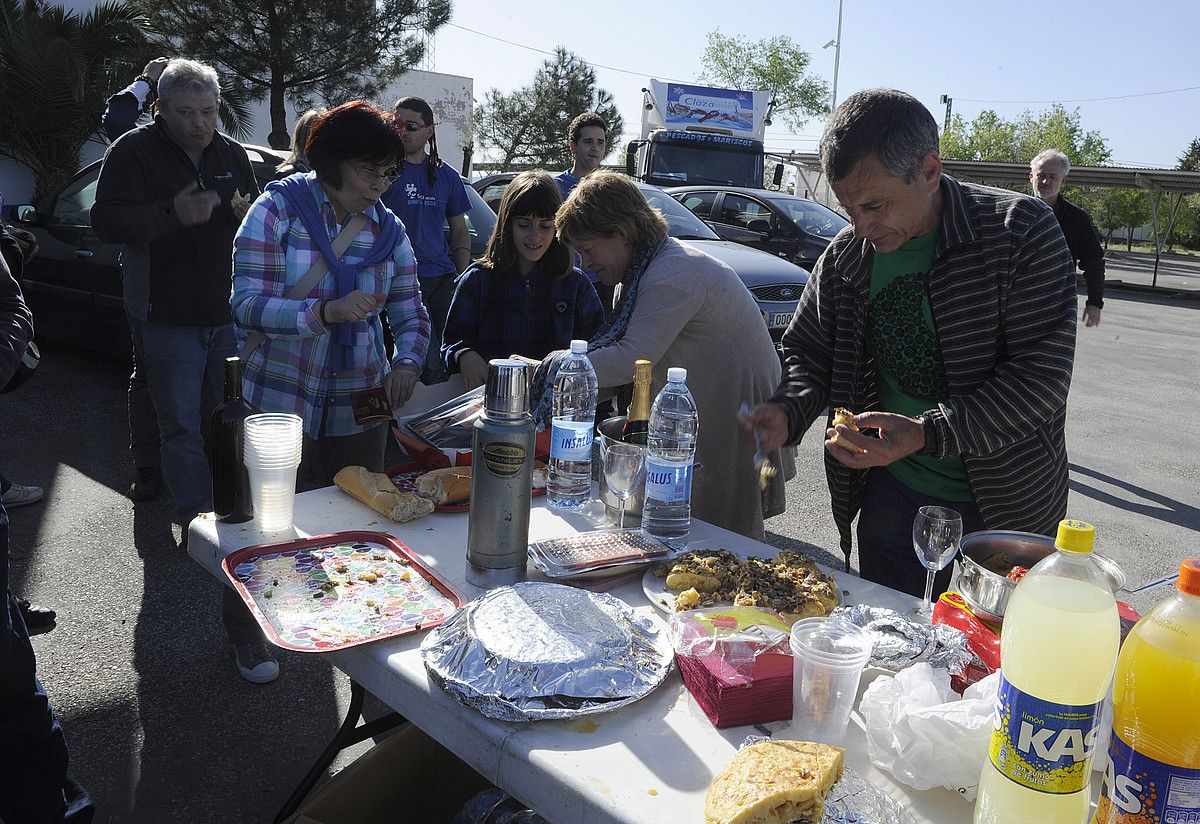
top-left (771, 175), bottom-right (1077, 567)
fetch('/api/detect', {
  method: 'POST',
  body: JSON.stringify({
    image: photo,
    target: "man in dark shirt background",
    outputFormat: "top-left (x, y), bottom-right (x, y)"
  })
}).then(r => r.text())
top-left (1031, 148), bottom-right (1106, 327)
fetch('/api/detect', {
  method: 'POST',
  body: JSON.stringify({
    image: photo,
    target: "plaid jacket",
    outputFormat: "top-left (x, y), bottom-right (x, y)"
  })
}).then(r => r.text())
top-left (232, 174), bottom-right (430, 438)
top-left (441, 263), bottom-right (604, 370)
top-left (771, 175), bottom-right (1077, 567)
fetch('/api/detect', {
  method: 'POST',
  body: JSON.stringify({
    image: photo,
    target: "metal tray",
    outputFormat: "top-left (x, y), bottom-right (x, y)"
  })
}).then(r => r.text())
top-left (222, 531), bottom-right (465, 652)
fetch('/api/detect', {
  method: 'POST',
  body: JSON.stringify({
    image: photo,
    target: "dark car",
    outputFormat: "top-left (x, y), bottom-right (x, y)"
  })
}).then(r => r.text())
top-left (13, 150), bottom-right (496, 358)
top-left (469, 172), bottom-right (809, 341)
top-left (665, 185), bottom-right (848, 271)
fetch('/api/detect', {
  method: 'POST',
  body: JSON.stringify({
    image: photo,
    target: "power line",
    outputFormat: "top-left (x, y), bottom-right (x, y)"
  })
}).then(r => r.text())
top-left (447, 22), bottom-right (692, 82)
top-left (959, 85), bottom-right (1200, 105)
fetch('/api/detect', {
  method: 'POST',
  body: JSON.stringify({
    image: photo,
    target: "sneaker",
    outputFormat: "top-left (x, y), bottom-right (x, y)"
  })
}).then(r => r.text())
top-left (2, 482), bottom-right (44, 508)
top-left (18, 598), bottom-right (56, 634)
top-left (128, 467), bottom-right (163, 502)
top-left (234, 642), bottom-right (279, 684)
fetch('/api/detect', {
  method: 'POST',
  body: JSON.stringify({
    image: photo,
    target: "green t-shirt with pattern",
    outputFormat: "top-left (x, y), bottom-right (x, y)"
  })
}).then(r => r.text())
top-left (866, 228), bottom-right (971, 501)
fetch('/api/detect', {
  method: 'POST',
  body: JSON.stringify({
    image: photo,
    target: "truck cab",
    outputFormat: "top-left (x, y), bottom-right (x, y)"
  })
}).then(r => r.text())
top-left (625, 80), bottom-right (773, 190)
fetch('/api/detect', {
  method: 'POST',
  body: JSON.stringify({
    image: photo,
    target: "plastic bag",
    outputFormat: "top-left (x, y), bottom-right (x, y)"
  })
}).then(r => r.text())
top-left (859, 662), bottom-right (1000, 801)
top-left (666, 606), bottom-right (791, 673)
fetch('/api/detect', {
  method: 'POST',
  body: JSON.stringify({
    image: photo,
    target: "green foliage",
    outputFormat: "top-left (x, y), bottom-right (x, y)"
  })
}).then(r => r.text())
top-left (1178, 137), bottom-right (1200, 172)
top-left (1090, 188), bottom-right (1150, 251)
top-left (472, 47), bottom-right (623, 170)
top-left (0, 0), bottom-right (149, 201)
top-left (940, 103), bottom-right (1110, 167)
top-left (132, 0), bottom-right (449, 148)
top-left (697, 30), bottom-right (829, 131)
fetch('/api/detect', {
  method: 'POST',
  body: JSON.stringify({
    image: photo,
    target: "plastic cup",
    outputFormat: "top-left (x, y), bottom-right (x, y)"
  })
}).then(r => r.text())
top-left (242, 414), bottom-right (302, 532)
top-left (246, 463), bottom-right (298, 533)
top-left (789, 617), bottom-right (873, 744)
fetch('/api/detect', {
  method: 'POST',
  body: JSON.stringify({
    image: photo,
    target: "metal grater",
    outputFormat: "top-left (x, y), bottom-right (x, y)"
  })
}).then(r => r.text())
top-left (529, 530), bottom-right (673, 576)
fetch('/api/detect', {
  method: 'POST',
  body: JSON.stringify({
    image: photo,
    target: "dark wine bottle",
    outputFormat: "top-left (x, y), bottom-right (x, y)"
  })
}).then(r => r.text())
top-left (211, 356), bottom-right (253, 523)
top-left (621, 359), bottom-right (653, 445)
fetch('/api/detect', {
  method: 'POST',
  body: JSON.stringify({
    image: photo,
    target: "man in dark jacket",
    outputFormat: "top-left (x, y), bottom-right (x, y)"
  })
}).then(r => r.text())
top-left (744, 90), bottom-right (1076, 598)
top-left (0, 253), bottom-right (94, 823)
top-left (92, 59), bottom-right (278, 683)
top-left (1031, 148), bottom-right (1106, 327)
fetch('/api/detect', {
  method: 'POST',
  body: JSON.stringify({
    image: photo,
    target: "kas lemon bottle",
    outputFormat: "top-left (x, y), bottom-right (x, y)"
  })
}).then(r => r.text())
top-left (974, 520), bottom-right (1120, 824)
top-left (1091, 557), bottom-right (1200, 824)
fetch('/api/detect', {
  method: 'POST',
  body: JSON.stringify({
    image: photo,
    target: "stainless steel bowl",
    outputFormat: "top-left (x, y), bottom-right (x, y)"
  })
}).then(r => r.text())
top-left (955, 530), bottom-right (1127, 624)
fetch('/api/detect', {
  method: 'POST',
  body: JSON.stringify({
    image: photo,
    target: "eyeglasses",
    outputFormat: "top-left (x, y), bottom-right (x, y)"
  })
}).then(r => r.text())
top-left (399, 119), bottom-right (429, 132)
top-left (351, 163), bottom-right (400, 186)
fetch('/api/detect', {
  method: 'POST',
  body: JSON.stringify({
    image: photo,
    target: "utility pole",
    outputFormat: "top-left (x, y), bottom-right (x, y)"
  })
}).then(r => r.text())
top-left (938, 94), bottom-right (953, 135)
top-left (826, 0), bottom-right (844, 113)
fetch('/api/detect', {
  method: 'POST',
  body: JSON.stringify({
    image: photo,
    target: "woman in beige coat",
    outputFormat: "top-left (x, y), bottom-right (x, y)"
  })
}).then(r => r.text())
top-left (541, 171), bottom-right (782, 540)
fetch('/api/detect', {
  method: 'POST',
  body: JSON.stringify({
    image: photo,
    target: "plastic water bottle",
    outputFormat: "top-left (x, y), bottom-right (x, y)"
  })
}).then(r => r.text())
top-left (974, 519), bottom-right (1120, 824)
top-left (641, 367), bottom-right (698, 548)
top-left (1091, 557), bottom-right (1200, 824)
top-left (547, 340), bottom-right (597, 510)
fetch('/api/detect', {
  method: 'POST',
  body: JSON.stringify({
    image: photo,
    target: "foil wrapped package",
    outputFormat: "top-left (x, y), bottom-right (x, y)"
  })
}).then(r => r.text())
top-left (421, 582), bottom-right (673, 722)
top-left (830, 605), bottom-right (973, 675)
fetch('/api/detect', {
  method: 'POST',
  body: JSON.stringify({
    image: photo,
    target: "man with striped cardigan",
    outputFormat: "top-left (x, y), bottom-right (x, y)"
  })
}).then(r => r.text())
top-left (744, 89), bottom-right (1076, 598)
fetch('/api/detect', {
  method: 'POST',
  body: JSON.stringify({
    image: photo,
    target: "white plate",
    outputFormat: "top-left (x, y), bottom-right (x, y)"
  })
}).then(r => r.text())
top-left (641, 546), bottom-right (862, 616)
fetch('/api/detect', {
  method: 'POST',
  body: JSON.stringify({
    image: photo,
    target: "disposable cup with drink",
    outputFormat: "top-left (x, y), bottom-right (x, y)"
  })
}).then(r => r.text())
top-left (789, 616), bottom-right (873, 744)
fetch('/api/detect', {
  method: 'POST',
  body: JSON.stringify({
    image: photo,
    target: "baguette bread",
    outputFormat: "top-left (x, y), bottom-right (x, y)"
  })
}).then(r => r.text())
top-left (415, 461), bottom-right (550, 505)
top-left (415, 466), bottom-right (473, 505)
top-left (333, 466), bottom-right (434, 522)
top-left (704, 740), bottom-right (845, 824)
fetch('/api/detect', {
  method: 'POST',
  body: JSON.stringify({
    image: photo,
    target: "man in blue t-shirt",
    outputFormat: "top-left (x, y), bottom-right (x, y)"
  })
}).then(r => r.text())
top-left (554, 112), bottom-right (615, 315)
top-left (383, 96), bottom-right (470, 383)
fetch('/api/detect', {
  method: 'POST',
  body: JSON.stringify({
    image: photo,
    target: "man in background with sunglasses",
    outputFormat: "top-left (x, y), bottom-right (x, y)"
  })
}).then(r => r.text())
top-left (382, 96), bottom-right (471, 384)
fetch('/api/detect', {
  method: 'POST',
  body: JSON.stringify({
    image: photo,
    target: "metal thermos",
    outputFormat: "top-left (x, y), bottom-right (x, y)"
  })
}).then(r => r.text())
top-left (466, 359), bottom-right (535, 588)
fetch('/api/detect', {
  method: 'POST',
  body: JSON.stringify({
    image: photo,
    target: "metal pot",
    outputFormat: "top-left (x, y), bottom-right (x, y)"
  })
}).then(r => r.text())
top-left (597, 416), bottom-right (646, 523)
top-left (955, 530), bottom-right (1127, 624)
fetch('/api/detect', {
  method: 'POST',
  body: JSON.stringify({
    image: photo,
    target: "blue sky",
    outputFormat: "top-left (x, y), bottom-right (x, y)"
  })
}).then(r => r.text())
top-left (431, 0), bottom-right (1200, 169)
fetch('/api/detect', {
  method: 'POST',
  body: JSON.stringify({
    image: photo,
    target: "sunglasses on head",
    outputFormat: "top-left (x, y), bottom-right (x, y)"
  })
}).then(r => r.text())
top-left (400, 119), bottom-right (428, 132)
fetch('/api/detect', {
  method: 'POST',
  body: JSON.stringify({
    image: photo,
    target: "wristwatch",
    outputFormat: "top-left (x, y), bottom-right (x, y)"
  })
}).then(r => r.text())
top-left (918, 412), bottom-right (939, 457)
top-left (397, 357), bottom-right (420, 372)
top-left (134, 74), bottom-right (157, 92)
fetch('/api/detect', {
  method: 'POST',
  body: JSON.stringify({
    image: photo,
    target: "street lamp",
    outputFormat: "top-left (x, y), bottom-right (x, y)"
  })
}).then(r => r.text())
top-left (824, 0), bottom-right (844, 113)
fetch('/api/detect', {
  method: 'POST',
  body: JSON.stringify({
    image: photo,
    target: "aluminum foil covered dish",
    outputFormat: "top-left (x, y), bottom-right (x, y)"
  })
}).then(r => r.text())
top-left (830, 604), bottom-right (973, 674)
top-left (421, 581), bottom-right (674, 722)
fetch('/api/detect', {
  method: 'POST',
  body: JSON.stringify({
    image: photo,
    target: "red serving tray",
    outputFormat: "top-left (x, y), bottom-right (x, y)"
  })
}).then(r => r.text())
top-left (385, 461), bottom-right (546, 513)
top-left (221, 531), bottom-right (465, 653)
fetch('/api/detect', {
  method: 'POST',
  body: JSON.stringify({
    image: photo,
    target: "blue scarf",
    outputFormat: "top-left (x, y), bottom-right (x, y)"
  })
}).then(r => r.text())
top-left (529, 238), bottom-right (667, 428)
top-left (267, 173), bottom-right (404, 370)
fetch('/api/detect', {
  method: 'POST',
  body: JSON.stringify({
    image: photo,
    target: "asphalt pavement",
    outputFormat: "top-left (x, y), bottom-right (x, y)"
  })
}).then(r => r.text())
top-left (3, 253), bottom-right (1198, 823)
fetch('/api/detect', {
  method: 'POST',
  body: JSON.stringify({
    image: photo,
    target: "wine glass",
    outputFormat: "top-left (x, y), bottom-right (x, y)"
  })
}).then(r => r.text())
top-left (602, 441), bottom-right (646, 529)
top-left (911, 506), bottom-right (963, 621)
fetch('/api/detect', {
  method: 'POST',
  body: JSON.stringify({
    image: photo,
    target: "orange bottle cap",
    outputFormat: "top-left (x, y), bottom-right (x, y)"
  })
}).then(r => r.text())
top-left (1179, 558), bottom-right (1200, 597)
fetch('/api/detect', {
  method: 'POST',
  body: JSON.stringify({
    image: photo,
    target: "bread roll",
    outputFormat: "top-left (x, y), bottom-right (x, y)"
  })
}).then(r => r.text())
top-left (415, 466), bottom-right (473, 505)
top-left (704, 740), bottom-right (845, 824)
top-left (333, 466), bottom-right (434, 522)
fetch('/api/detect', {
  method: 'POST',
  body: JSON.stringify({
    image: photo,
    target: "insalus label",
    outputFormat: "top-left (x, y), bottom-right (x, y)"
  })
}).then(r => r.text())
top-left (1094, 730), bottom-right (1200, 823)
top-left (482, 443), bottom-right (526, 478)
top-left (549, 419), bottom-right (593, 462)
top-left (988, 675), bottom-right (1102, 795)
top-left (645, 457), bottom-right (693, 503)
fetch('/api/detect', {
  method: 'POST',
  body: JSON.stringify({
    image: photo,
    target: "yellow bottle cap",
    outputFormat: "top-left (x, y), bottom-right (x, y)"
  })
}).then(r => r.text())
top-left (1055, 519), bottom-right (1095, 553)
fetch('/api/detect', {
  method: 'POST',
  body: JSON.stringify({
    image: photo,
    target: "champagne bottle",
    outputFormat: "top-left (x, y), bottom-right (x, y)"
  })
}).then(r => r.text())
top-left (211, 356), bottom-right (253, 523)
top-left (621, 359), bottom-right (652, 445)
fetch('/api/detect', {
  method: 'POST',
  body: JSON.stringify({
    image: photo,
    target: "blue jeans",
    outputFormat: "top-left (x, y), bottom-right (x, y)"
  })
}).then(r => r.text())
top-left (0, 503), bottom-right (95, 824)
top-left (134, 319), bottom-right (236, 526)
top-left (856, 467), bottom-right (984, 599)
top-left (418, 274), bottom-right (455, 385)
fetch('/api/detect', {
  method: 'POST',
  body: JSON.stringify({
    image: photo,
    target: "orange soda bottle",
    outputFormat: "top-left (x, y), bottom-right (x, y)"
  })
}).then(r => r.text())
top-left (1091, 557), bottom-right (1200, 824)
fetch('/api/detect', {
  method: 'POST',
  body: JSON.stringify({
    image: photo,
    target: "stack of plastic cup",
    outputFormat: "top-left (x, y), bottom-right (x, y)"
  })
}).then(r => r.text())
top-left (789, 616), bottom-right (873, 744)
top-left (242, 413), bottom-right (303, 533)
